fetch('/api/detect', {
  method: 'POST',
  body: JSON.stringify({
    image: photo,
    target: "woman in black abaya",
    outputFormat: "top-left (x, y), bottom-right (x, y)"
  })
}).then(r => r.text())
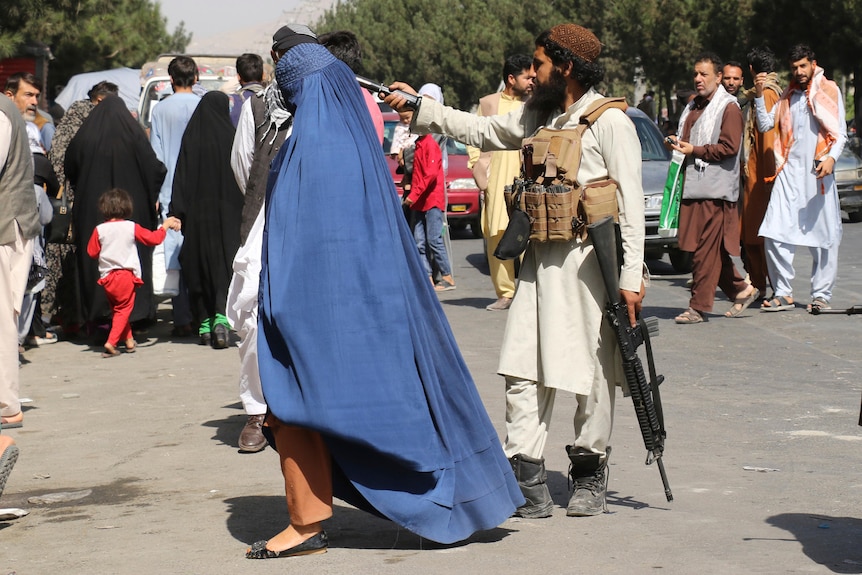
top-left (65, 96), bottom-right (166, 331)
top-left (169, 91), bottom-right (243, 349)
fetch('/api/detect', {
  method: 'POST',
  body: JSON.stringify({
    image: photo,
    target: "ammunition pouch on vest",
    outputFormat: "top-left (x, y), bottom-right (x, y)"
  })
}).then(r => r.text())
top-left (504, 97), bottom-right (626, 243)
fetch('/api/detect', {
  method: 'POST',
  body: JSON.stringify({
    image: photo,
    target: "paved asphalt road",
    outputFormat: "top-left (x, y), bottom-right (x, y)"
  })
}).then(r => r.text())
top-left (1, 218), bottom-right (861, 574)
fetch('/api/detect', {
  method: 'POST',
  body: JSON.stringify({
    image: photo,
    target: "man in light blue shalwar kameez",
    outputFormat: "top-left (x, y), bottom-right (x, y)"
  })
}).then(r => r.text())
top-left (149, 56), bottom-right (200, 332)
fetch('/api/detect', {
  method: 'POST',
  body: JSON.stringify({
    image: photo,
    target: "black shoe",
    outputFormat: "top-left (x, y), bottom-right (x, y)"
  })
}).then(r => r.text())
top-left (566, 445), bottom-right (610, 516)
top-left (509, 453), bottom-right (554, 518)
top-left (212, 323), bottom-right (229, 349)
top-left (171, 324), bottom-right (194, 337)
top-left (245, 531), bottom-right (328, 559)
top-left (199, 332), bottom-right (212, 346)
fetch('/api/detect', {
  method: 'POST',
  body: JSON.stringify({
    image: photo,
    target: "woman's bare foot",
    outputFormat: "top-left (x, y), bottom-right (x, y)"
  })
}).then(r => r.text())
top-left (124, 338), bottom-right (136, 353)
top-left (251, 522), bottom-right (323, 554)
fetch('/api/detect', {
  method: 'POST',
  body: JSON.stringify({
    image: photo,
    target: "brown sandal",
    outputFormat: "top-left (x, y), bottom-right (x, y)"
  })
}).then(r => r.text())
top-left (675, 307), bottom-right (705, 324)
top-left (726, 287), bottom-right (760, 317)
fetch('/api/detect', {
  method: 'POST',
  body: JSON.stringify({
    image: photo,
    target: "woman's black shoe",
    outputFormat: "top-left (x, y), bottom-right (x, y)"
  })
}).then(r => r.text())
top-left (199, 332), bottom-right (212, 346)
top-left (245, 531), bottom-right (328, 559)
top-left (212, 323), bottom-right (228, 349)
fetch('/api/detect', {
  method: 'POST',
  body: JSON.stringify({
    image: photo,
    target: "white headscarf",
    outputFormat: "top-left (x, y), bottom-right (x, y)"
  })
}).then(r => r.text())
top-left (417, 83), bottom-right (448, 174)
top-left (418, 83), bottom-right (444, 105)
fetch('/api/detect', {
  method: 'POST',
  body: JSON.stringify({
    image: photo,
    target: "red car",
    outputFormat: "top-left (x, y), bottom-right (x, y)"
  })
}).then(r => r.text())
top-left (382, 112), bottom-right (482, 238)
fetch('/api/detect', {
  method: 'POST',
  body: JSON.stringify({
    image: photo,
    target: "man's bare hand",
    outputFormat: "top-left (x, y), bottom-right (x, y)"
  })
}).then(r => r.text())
top-left (671, 139), bottom-right (694, 156)
top-left (815, 156), bottom-right (835, 179)
top-left (383, 82), bottom-right (418, 115)
top-left (753, 72), bottom-right (768, 98)
top-left (621, 285), bottom-right (645, 327)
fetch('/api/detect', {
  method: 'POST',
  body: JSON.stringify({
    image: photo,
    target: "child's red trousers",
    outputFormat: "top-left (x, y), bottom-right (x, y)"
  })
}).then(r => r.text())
top-left (98, 269), bottom-right (143, 347)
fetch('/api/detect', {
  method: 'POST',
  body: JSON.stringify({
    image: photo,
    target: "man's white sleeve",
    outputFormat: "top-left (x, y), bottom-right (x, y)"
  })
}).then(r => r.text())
top-left (754, 96), bottom-right (776, 133)
top-left (231, 97), bottom-right (256, 194)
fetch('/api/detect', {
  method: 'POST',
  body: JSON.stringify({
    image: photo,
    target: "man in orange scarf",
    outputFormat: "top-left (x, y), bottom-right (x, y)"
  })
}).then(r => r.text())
top-left (738, 47), bottom-right (782, 301)
top-left (753, 44), bottom-right (847, 313)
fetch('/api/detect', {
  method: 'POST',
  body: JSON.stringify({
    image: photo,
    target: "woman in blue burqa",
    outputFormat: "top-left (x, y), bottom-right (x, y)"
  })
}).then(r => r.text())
top-left (247, 38), bottom-right (523, 559)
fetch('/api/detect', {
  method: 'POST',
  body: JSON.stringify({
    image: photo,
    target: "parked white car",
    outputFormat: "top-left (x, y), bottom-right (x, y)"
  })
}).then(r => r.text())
top-left (836, 136), bottom-right (862, 222)
top-left (136, 54), bottom-right (244, 131)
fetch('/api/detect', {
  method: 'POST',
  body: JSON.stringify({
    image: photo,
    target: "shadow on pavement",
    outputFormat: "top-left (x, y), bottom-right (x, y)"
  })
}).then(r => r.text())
top-left (762, 514), bottom-right (862, 574)
top-left (465, 253), bottom-right (490, 275)
top-left (223, 496), bottom-right (517, 549)
top-left (439, 297), bottom-right (493, 310)
top-left (202, 411), bottom-right (247, 450)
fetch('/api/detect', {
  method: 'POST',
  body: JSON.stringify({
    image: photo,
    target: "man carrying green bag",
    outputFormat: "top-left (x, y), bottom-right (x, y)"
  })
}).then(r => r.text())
top-left (667, 52), bottom-right (759, 324)
top-left (659, 149), bottom-right (686, 237)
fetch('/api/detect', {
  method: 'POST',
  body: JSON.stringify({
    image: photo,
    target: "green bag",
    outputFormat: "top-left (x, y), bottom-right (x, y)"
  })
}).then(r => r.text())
top-left (659, 150), bottom-right (685, 238)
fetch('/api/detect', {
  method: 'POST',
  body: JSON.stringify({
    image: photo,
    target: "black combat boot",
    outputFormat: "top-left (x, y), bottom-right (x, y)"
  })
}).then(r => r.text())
top-left (565, 445), bottom-right (611, 516)
top-left (509, 453), bottom-right (554, 518)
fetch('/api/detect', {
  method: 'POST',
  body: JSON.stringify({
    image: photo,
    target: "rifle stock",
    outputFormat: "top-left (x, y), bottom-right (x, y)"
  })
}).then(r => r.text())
top-left (587, 216), bottom-right (673, 502)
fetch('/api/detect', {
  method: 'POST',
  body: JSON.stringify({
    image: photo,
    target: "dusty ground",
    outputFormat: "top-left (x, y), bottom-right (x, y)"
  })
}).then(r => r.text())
top-left (2, 223), bottom-right (861, 575)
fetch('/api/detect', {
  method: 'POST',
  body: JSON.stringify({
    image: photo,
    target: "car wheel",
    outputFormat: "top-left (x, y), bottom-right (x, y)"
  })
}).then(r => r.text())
top-left (470, 219), bottom-right (483, 239)
top-left (644, 249), bottom-right (664, 262)
top-left (450, 221), bottom-right (467, 232)
top-left (669, 248), bottom-right (693, 273)
top-left (482, 235), bottom-right (489, 266)
top-left (849, 210), bottom-right (862, 223)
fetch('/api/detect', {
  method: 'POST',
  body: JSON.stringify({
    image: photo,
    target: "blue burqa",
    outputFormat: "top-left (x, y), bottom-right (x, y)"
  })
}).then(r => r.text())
top-left (258, 43), bottom-right (523, 544)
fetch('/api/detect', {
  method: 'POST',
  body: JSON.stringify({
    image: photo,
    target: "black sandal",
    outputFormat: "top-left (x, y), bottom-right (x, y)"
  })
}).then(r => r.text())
top-left (245, 532), bottom-right (328, 559)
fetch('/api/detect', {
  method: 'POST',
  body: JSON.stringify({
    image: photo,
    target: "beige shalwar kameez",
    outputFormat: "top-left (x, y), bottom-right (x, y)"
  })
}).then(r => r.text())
top-left (467, 92), bottom-right (525, 299)
top-left (413, 89), bottom-right (644, 458)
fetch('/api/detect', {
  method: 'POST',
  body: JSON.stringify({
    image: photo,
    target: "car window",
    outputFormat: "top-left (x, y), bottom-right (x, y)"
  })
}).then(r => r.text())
top-left (383, 120), bottom-right (397, 154)
top-left (631, 116), bottom-right (671, 161)
top-left (382, 119), bottom-right (468, 157)
top-left (446, 138), bottom-right (467, 156)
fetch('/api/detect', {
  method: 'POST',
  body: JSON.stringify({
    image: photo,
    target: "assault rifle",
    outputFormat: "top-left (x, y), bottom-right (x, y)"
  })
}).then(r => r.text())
top-left (355, 76), bottom-right (422, 110)
top-left (587, 216), bottom-right (673, 502)
top-left (810, 305), bottom-right (862, 316)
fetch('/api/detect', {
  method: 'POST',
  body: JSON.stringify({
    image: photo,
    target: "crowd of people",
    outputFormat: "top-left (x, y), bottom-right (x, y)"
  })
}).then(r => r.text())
top-left (0, 16), bottom-right (854, 559)
top-left (667, 44), bottom-right (847, 323)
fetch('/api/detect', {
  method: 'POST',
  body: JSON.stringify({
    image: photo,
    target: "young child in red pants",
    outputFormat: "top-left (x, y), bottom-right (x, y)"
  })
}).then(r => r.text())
top-left (87, 188), bottom-right (181, 357)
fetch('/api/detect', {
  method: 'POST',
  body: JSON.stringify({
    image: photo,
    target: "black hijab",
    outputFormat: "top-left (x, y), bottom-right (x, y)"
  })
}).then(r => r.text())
top-left (65, 95), bottom-right (166, 323)
top-left (170, 91), bottom-right (243, 312)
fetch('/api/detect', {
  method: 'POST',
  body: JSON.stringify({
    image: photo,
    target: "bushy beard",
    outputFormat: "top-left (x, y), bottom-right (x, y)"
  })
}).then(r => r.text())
top-left (526, 68), bottom-right (567, 118)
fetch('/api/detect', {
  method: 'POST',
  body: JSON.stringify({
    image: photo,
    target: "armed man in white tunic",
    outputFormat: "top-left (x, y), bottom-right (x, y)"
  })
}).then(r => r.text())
top-left (754, 44), bottom-right (846, 313)
top-left (384, 23), bottom-right (645, 518)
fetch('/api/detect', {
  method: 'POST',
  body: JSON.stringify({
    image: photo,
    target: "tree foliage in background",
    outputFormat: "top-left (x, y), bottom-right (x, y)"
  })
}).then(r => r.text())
top-left (751, 0), bottom-right (861, 121)
top-left (1, 0), bottom-right (190, 95)
top-left (0, 0), bottom-right (43, 58)
top-left (316, 0), bottom-right (857, 121)
top-left (317, 0), bottom-right (563, 109)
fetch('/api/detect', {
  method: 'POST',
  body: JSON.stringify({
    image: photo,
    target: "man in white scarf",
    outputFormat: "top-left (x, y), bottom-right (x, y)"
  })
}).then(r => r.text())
top-left (670, 52), bottom-right (757, 324)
